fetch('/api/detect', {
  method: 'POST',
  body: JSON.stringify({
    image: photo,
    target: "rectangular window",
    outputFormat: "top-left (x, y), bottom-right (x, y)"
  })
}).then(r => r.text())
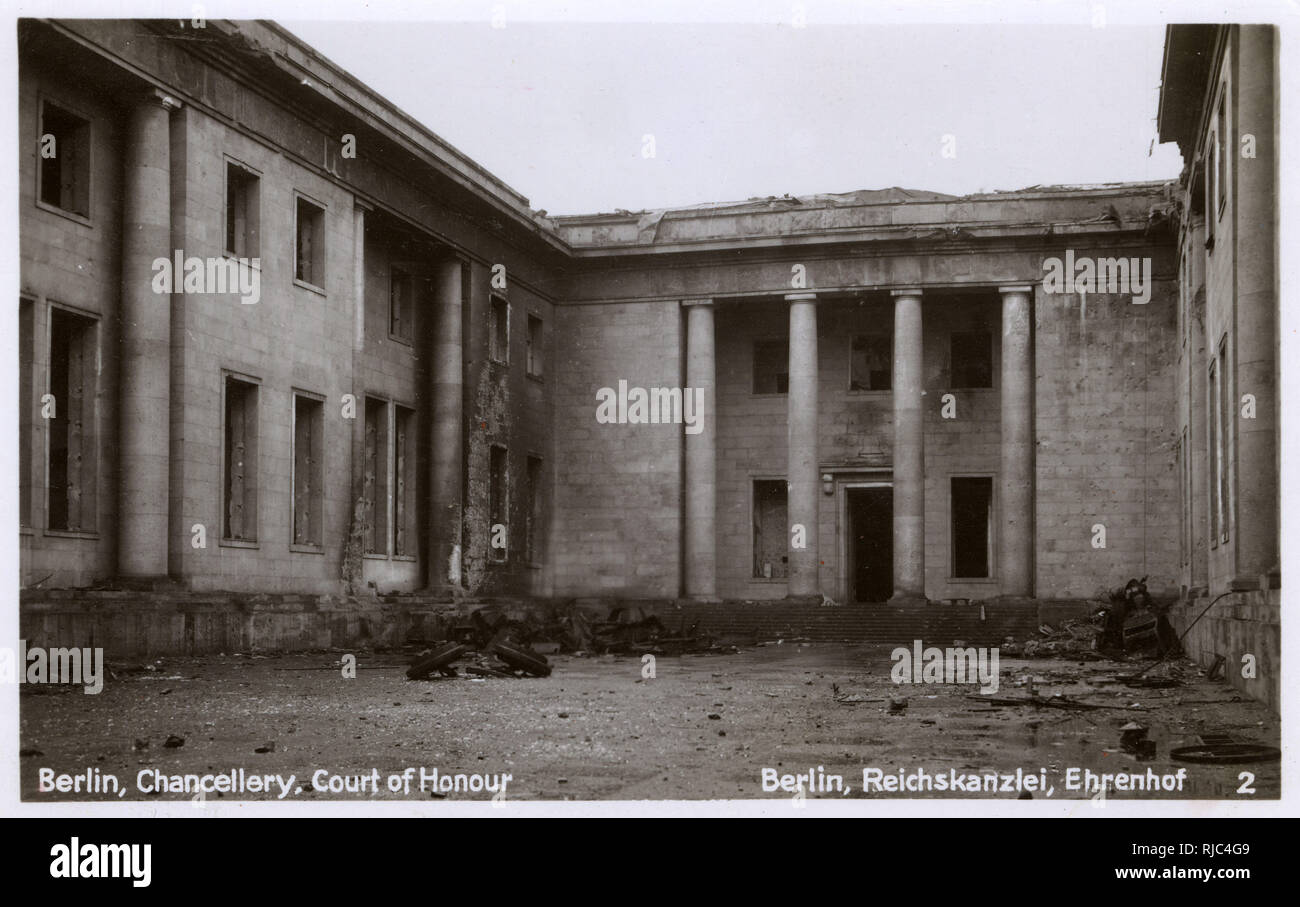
top-left (363, 396), bottom-right (389, 554)
top-left (223, 376), bottom-right (259, 541)
top-left (489, 445), bottom-right (508, 562)
top-left (389, 268), bottom-right (414, 343)
top-left (1216, 91), bottom-right (1228, 215)
top-left (224, 162), bottom-right (260, 258)
top-left (752, 479), bottom-right (788, 578)
top-left (526, 455), bottom-right (543, 563)
top-left (951, 476), bottom-right (993, 579)
top-left (1178, 249), bottom-right (1187, 348)
top-left (292, 393), bottom-right (324, 547)
top-left (1204, 154), bottom-right (1216, 249)
top-left (1209, 357), bottom-right (1221, 548)
top-left (39, 101), bottom-right (90, 217)
top-left (393, 405), bottom-right (416, 557)
top-left (490, 295), bottom-right (509, 363)
top-left (526, 314), bottom-right (543, 377)
top-left (951, 331), bottom-right (993, 388)
top-left (1179, 428), bottom-right (1191, 568)
top-left (19, 299), bottom-right (34, 527)
top-left (850, 334), bottom-right (891, 391)
top-left (294, 196), bottom-right (325, 287)
top-left (752, 340), bottom-right (789, 395)
top-left (1217, 336), bottom-right (1231, 544)
top-left (47, 308), bottom-right (97, 532)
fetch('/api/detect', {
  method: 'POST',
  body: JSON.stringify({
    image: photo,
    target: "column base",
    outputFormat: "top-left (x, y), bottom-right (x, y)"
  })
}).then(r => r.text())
top-left (888, 591), bottom-right (929, 606)
top-left (679, 595), bottom-right (722, 605)
top-left (784, 593), bottom-right (824, 606)
top-left (422, 583), bottom-right (467, 601)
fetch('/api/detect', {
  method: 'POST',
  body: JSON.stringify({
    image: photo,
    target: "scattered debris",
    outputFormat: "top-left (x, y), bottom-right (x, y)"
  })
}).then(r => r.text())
top-left (163, 735), bottom-right (185, 748)
top-left (1119, 722), bottom-right (1156, 760)
top-left (888, 698), bottom-right (908, 714)
top-left (491, 641), bottom-right (552, 677)
top-left (967, 693), bottom-right (1143, 712)
top-left (1170, 741), bottom-right (1281, 764)
top-left (406, 642), bottom-right (471, 680)
top-left (19, 747), bottom-right (43, 757)
top-left (831, 683), bottom-right (885, 704)
top-left (254, 742), bottom-right (276, 754)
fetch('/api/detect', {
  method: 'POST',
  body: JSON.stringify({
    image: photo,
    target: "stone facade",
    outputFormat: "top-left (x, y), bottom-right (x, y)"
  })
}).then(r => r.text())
top-left (1157, 25), bottom-right (1280, 712)
top-left (14, 20), bottom-right (1279, 712)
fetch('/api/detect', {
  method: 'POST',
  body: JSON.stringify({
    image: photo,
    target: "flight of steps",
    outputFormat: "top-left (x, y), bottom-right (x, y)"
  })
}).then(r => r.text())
top-left (651, 601), bottom-right (1043, 645)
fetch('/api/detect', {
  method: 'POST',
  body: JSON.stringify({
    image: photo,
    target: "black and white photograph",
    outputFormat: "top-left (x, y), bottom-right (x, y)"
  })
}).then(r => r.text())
top-left (2, 0), bottom-right (1295, 860)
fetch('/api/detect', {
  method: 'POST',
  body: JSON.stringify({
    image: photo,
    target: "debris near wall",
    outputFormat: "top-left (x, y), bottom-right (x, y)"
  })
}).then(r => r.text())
top-left (406, 638), bottom-right (552, 680)
top-left (1001, 577), bottom-right (1181, 661)
top-left (1000, 618), bottom-right (1103, 658)
top-left (406, 602), bottom-right (734, 666)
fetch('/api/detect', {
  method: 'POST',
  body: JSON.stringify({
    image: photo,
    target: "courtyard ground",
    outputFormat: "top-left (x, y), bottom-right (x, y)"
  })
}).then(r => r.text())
top-left (19, 642), bottom-right (1279, 803)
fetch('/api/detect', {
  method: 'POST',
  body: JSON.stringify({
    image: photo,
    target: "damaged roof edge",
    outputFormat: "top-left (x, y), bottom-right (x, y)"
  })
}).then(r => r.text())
top-left (94, 19), bottom-right (1178, 263)
top-left (250, 20), bottom-right (571, 254)
top-left (556, 181), bottom-right (1176, 253)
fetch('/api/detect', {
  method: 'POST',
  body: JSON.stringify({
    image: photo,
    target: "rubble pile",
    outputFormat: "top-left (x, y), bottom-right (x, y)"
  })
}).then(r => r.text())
top-left (406, 603), bottom-right (735, 679)
top-left (1000, 619), bottom-right (1102, 658)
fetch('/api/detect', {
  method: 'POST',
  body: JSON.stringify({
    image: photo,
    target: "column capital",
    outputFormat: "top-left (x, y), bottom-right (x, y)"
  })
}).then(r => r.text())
top-left (890, 287), bottom-right (923, 298)
top-left (785, 292), bottom-right (817, 302)
top-left (146, 88), bottom-right (183, 112)
top-left (681, 297), bottom-right (714, 307)
top-left (998, 285), bottom-right (1034, 295)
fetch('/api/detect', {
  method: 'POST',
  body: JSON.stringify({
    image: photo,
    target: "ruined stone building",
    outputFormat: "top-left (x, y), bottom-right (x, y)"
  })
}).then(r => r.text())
top-left (16, 21), bottom-right (1278, 708)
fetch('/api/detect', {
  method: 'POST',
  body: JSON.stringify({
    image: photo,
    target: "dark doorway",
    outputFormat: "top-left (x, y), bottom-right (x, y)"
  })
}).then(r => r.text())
top-left (848, 487), bottom-right (892, 602)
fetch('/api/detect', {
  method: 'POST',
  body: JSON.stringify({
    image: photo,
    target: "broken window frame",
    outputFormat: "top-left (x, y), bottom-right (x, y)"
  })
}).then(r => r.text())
top-left (221, 373), bottom-right (260, 544)
top-left (19, 296), bottom-right (35, 529)
top-left (1216, 334), bottom-right (1232, 545)
top-left (37, 97), bottom-right (91, 221)
top-left (362, 395), bottom-right (390, 556)
top-left (291, 390), bottom-right (326, 550)
top-left (224, 158), bottom-right (261, 260)
top-left (388, 267), bottom-right (416, 345)
top-left (751, 478), bottom-right (789, 579)
top-left (1215, 87), bottom-right (1228, 218)
top-left (752, 339), bottom-right (789, 395)
top-left (392, 404), bottom-right (416, 559)
top-left (525, 454), bottom-right (543, 566)
top-left (489, 295), bottom-right (510, 364)
top-left (293, 193), bottom-right (327, 291)
top-left (45, 304), bottom-right (98, 535)
top-left (950, 475), bottom-right (995, 580)
top-left (849, 333), bottom-right (892, 392)
top-left (950, 330), bottom-right (994, 389)
top-left (526, 313), bottom-right (543, 378)
top-left (489, 444), bottom-right (508, 563)
top-left (1208, 356), bottom-right (1220, 550)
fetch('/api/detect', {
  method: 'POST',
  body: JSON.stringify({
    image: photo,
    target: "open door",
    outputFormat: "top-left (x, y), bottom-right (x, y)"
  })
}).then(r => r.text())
top-left (848, 486), bottom-right (892, 602)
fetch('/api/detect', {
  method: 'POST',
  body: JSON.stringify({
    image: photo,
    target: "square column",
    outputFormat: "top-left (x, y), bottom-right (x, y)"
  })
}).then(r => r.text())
top-left (427, 256), bottom-right (464, 590)
top-left (999, 285), bottom-right (1035, 597)
top-left (118, 90), bottom-right (181, 579)
top-left (682, 299), bottom-right (717, 599)
top-left (786, 292), bottom-right (820, 598)
top-left (891, 288), bottom-right (925, 602)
